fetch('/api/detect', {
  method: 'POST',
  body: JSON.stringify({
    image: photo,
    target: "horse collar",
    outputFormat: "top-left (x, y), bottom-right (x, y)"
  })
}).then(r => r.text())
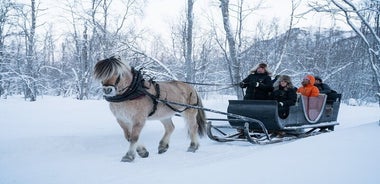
top-left (104, 67), bottom-right (146, 102)
top-left (104, 68), bottom-right (160, 117)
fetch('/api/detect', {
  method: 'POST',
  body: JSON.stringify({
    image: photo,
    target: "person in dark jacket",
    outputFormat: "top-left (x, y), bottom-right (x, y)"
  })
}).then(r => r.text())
top-left (314, 76), bottom-right (339, 104)
top-left (240, 63), bottom-right (273, 100)
top-left (271, 75), bottom-right (297, 119)
top-left (314, 76), bottom-right (331, 94)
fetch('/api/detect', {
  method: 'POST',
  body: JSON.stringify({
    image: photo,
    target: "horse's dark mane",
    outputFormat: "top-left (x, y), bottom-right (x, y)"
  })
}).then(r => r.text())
top-left (94, 56), bottom-right (130, 80)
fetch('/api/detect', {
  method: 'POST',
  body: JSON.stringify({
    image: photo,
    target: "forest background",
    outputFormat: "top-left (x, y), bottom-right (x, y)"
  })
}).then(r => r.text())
top-left (0, 0), bottom-right (379, 105)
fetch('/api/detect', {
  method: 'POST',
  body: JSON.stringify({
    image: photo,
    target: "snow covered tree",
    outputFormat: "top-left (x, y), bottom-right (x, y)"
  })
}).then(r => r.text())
top-left (272, 0), bottom-right (301, 75)
top-left (0, 0), bottom-right (15, 99)
top-left (9, 0), bottom-right (41, 101)
top-left (311, 0), bottom-right (380, 105)
top-left (62, 0), bottom-right (147, 99)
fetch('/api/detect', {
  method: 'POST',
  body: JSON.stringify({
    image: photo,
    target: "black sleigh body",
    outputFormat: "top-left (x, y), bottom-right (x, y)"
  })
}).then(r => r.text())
top-left (206, 94), bottom-right (341, 144)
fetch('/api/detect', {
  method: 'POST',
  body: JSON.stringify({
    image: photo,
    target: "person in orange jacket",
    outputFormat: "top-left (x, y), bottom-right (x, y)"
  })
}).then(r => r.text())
top-left (297, 74), bottom-right (320, 97)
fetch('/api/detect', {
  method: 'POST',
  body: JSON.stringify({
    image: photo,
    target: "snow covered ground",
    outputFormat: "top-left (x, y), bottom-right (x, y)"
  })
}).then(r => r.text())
top-left (0, 95), bottom-right (379, 184)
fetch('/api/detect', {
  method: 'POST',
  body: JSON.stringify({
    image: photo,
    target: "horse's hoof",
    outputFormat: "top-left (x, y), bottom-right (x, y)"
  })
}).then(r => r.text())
top-left (187, 143), bottom-right (199, 153)
top-left (137, 147), bottom-right (149, 158)
top-left (158, 144), bottom-right (169, 154)
top-left (121, 153), bottom-right (135, 162)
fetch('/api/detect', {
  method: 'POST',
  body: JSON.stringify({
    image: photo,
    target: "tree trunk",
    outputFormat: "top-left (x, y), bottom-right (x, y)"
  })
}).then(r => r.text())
top-left (185, 0), bottom-right (194, 82)
top-left (25, 0), bottom-right (37, 101)
top-left (220, 0), bottom-right (243, 99)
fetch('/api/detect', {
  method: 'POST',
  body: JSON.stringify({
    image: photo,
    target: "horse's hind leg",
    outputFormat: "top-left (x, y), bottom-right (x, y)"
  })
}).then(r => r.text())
top-left (183, 110), bottom-right (200, 152)
top-left (158, 118), bottom-right (175, 154)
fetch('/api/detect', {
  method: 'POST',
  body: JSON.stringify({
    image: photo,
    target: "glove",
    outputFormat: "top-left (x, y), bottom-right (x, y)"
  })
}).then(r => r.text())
top-left (239, 82), bottom-right (246, 88)
top-left (279, 102), bottom-right (284, 106)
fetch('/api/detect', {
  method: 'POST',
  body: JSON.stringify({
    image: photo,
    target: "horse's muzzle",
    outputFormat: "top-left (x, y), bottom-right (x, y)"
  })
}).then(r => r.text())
top-left (102, 86), bottom-right (117, 97)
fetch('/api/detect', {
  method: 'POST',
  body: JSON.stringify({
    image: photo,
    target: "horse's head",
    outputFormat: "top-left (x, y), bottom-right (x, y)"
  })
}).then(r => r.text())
top-left (94, 56), bottom-right (132, 97)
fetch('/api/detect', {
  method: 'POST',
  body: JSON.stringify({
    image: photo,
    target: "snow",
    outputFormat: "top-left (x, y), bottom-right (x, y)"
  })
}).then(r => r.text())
top-left (0, 95), bottom-right (379, 184)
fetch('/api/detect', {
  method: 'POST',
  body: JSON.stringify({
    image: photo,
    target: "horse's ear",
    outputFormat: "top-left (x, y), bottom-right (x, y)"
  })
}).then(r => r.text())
top-left (114, 55), bottom-right (129, 65)
top-left (114, 55), bottom-right (121, 61)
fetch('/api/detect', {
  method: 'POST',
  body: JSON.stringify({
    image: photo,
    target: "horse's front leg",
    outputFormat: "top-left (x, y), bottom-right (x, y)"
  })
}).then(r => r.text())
top-left (121, 120), bottom-right (148, 162)
top-left (117, 119), bottom-right (131, 141)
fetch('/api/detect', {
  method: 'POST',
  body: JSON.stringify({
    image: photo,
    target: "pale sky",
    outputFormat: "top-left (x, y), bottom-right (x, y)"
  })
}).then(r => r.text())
top-left (140, 0), bottom-right (348, 39)
top-left (32, 0), bottom-right (348, 43)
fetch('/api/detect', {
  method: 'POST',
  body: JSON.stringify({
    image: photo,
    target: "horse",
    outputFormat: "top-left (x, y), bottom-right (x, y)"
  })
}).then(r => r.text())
top-left (93, 56), bottom-right (206, 162)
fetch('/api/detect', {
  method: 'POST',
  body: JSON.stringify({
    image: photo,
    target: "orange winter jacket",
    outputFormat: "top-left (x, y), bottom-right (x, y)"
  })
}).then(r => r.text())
top-left (297, 75), bottom-right (320, 97)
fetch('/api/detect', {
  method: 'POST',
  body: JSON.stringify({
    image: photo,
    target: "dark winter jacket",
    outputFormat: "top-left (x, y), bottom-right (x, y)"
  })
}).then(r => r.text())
top-left (271, 86), bottom-right (297, 108)
top-left (315, 83), bottom-right (332, 94)
top-left (240, 72), bottom-right (273, 100)
top-left (271, 75), bottom-right (297, 119)
top-left (315, 81), bottom-right (338, 103)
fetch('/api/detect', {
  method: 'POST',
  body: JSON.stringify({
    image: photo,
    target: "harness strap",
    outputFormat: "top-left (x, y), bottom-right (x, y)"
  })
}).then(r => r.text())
top-left (161, 92), bottom-right (199, 113)
top-left (144, 86), bottom-right (199, 115)
top-left (104, 67), bottom-right (199, 116)
top-left (164, 102), bottom-right (188, 113)
top-left (144, 81), bottom-right (188, 116)
top-left (147, 81), bottom-right (160, 116)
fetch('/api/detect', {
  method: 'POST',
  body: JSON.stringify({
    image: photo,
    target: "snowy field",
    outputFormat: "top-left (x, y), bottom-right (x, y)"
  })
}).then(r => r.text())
top-left (0, 95), bottom-right (379, 184)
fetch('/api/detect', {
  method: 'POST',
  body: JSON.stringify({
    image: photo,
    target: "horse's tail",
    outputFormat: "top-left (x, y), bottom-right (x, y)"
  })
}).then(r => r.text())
top-left (195, 93), bottom-right (206, 137)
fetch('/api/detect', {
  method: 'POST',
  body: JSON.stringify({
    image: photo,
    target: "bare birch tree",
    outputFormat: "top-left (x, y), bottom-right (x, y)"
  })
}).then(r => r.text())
top-left (272, 0), bottom-right (301, 75)
top-left (0, 0), bottom-right (15, 98)
top-left (185, 0), bottom-right (194, 82)
top-left (219, 0), bottom-right (243, 99)
top-left (13, 0), bottom-right (40, 101)
top-left (62, 0), bottom-right (145, 99)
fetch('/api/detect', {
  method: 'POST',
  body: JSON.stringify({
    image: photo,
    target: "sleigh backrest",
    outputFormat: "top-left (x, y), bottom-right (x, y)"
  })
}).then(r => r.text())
top-left (301, 94), bottom-right (327, 123)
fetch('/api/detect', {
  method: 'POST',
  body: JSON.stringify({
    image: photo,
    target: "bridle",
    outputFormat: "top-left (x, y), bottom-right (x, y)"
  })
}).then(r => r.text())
top-left (102, 75), bottom-right (121, 94)
top-left (102, 68), bottom-right (147, 103)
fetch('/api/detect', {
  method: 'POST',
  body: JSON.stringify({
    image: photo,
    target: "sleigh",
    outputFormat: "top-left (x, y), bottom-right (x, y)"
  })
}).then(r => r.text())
top-left (206, 94), bottom-right (342, 144)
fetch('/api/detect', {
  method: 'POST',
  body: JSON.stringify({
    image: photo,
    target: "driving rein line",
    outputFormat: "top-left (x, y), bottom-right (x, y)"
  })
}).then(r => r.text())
top-left (103, 68), bottom-right (270, 139)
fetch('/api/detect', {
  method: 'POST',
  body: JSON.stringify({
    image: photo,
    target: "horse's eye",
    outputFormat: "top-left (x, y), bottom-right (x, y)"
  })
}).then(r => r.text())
top-left (101, 81), bottom-right (108, 86)
top-left (101, 81), bottom-right (110, 86)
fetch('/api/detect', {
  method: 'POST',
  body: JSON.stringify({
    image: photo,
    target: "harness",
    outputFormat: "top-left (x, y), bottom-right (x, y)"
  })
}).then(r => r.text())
top-left (104, 68), bottom-right (191, 116)
top-left (104, 68), bottom-right (146, 103)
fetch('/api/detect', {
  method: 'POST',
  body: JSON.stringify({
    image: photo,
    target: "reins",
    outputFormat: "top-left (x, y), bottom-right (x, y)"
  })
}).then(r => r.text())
top-left (153, 98), bottom-right (271, 140)
top-left (182, 81), bottom-right (238, 87)
top-left (180, 81), bottom-right (239, 92)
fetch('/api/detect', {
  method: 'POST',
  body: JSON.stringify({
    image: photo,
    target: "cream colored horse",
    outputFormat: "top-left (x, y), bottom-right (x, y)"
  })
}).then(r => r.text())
top-left (94, 56), bottom-right (206, 162)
